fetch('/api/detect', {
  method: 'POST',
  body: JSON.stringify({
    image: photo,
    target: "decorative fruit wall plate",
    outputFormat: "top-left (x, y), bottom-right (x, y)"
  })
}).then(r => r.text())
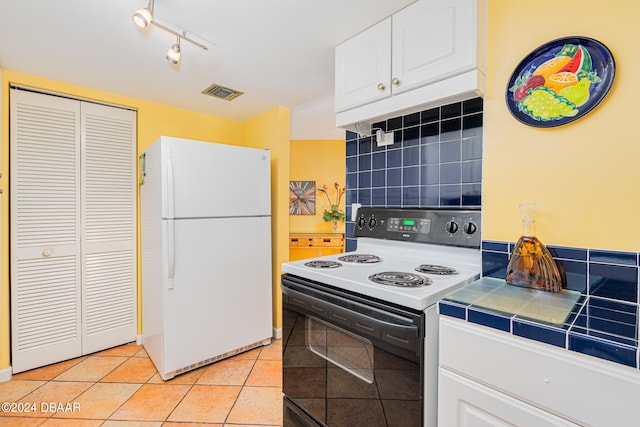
top-left (506, 36), bottom-right (615, 127)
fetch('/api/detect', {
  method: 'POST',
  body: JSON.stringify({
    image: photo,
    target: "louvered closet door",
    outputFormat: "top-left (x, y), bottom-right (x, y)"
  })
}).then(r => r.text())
top-left (80, 102), bottom-right (136, 354)
top-left (10, 90), bottom-right (82, 372)
top-left (10, 89), bottom-right (137, 373)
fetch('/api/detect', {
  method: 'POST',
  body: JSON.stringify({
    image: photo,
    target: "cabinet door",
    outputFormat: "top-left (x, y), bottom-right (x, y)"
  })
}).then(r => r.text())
top-left (335, 18), bottom-right (391, 112)
top-left (392, 0), bottom-right (477, 94)
top-left (439, 369), bottom-right (580, 427)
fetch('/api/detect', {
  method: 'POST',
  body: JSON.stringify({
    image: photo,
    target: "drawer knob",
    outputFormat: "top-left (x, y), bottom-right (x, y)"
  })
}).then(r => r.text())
top-left (392, 77), bottom-right (400, 86)
top-left (377, 83), bottom-right (386, 91)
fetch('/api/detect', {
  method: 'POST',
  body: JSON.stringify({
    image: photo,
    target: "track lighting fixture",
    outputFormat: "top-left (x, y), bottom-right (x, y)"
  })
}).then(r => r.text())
top-left (166, 35), bottom-right (181, 64)
top-left (132, 0), bottom-right (208, 65)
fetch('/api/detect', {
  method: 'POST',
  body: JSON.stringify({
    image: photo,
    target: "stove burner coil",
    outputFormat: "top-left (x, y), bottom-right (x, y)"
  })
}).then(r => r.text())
top-left (368, 271), bottom-right (432, 287)
top-left (415, 264), bottom-right (458, 275)
top-left (338, 254), bottom-right (382, 264)
top-left (304, 260), bottom-right (342, 269)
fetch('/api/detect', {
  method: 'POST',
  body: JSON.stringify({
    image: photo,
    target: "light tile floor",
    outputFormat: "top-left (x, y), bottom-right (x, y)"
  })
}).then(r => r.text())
top-left (0, 339), bottom-right (283, 426)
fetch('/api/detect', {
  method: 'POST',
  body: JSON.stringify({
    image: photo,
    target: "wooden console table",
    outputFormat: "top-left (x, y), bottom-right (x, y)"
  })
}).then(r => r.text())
top-left (289, 233), bottom-right (345, 261)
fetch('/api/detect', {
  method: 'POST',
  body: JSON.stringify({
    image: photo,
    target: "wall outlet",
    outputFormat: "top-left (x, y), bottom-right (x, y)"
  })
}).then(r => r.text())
top-left (351, 203), bottom-right (361, 221)
top-left (376, 130), bottom-right (394, 147)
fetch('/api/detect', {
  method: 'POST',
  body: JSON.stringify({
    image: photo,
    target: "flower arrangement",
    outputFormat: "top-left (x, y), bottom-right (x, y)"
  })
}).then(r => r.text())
top-left (318, 182), bottom-right (346, 230)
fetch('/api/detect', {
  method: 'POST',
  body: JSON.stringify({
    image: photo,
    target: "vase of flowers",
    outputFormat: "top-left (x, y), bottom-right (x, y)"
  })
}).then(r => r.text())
top-left (318, 182), bottom-right (346, 232)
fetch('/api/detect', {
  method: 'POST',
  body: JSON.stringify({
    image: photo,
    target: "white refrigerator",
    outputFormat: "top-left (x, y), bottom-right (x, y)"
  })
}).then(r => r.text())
top-left (140, 136), bottom-right (273, 380)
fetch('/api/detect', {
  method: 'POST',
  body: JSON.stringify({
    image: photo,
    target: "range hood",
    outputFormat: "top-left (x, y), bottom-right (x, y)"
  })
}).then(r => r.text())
top-left (336, 69), bottom-right (485, 136)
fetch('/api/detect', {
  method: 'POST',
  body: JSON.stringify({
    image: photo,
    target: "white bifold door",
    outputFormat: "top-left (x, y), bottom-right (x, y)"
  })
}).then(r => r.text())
top-left (10, 88), bottom-right (137, 373)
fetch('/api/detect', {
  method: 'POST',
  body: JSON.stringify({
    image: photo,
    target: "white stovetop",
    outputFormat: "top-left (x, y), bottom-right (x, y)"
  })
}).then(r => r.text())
top-left (281, 238), bottom-right (482, 311)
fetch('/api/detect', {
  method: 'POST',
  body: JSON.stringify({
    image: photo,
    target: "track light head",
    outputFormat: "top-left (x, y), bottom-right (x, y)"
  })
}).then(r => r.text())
top-left (166, 36), bottom-right (181, 64)
top-left (132, 8), bottom-right (152, 28)
top-left (132, 0), bottom-right (154, 29)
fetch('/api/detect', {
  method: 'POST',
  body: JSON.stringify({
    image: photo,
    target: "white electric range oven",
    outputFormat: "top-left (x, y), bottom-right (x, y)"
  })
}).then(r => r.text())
top-left (281, 207), bottom-right (482, 427)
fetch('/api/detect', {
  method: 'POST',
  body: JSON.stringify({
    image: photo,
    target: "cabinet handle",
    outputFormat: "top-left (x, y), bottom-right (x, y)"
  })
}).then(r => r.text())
top-left (42, 248), bottom-right (53, 257)
top-left (392, 77), bottom-right (400, 86)
top-left (377, 83), bottom-right (386, 91)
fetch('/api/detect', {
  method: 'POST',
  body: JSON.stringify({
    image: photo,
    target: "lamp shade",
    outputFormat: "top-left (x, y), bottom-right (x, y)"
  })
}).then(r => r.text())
top-left (132, 7), bottom-right (153, 29)
top-left (166, 39), bottom-right (181, 64)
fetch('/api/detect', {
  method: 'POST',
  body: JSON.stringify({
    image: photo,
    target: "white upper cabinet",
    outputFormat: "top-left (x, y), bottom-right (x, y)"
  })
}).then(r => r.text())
top-left (335, 0), bottom-right (486, 130)
top-left (335, 18), bottom-right (391, 112)
top-left (391, 0), bottom-right (477, 94)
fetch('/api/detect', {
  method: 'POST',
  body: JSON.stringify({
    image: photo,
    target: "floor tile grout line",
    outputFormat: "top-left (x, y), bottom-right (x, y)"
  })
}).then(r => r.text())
top-left (10, 352), bottom-right (105, 419)
top-left (56, 355), bottom-right (121, 425)
top-left (222, 345), bottom-right (263, 425)
top-left (71, 351), bottom-right (142, 423)
top-left (161, 376), bottom-right (200, 424)
top-left (107, 351), bottom-right (178, 423)
top-left (10, 379), bottom-right (51, 409)
top-left (94, 353), bottom-right (145, 425)
top-left (9, 364), bottom-right (86, 420)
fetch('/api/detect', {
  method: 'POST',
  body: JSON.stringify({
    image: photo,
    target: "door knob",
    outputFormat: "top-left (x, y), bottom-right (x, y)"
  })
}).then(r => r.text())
top-left (377, 83), bottom-right (386, 91)
top-left (392, 78), bottom-right (400, 86)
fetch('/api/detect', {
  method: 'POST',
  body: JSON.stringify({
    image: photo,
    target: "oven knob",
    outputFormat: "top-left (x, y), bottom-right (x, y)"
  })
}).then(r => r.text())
top-left (445, 220), bottom-right (459, 234)
top-left (464, 221), bottom-right (478, 235)
top-left (357, 216), bottom-right (367, 230)
top-left (368, 217), bottom-right (377, 229)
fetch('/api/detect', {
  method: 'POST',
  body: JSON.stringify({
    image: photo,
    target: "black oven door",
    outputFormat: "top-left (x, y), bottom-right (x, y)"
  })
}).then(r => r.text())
top-left (282, 274), bottom-right (425, 427)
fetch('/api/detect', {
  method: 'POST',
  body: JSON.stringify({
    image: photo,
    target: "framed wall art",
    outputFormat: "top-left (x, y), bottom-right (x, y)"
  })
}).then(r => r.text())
top-left (289, 181), bottom-right (316, 215)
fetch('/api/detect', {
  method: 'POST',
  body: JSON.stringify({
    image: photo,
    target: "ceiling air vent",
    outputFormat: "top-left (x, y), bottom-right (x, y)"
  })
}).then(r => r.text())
top-left (201, 84), bottom-right (244, 101)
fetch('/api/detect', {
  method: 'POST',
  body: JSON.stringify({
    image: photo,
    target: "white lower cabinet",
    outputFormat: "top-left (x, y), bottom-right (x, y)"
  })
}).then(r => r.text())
top-left (438, 317), bottom-right (640, 427)
top-left (439, 369), bottom-right (578, 426)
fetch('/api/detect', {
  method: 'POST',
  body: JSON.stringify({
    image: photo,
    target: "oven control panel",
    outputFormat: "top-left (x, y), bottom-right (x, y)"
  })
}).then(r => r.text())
top-left (386, 218), bottom-right (431, 234)
top-left (353, 207), bottom-right (481, 248)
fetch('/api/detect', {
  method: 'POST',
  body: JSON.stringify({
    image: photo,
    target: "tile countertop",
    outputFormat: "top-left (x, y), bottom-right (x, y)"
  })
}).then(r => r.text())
top-left (439, 277), bottom-right (640, 369)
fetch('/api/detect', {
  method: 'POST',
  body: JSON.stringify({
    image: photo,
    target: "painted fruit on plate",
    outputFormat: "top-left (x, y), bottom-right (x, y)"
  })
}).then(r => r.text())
top-left (508, 43), bottom-right (601, 122)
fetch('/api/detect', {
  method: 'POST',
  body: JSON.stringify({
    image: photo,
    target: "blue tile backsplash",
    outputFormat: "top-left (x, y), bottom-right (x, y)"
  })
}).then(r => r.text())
top-left (345, 97), bottom-right (483, 251)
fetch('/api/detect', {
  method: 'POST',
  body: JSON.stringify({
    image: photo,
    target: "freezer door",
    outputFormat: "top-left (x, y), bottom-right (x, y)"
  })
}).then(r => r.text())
top-left (159, 137), bottom-right (271, 219)
top-left (161, 216), bottom-right (273, 374)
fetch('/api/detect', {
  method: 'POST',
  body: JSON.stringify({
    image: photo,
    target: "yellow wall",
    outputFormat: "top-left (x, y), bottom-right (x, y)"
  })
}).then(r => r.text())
top-left (290, 139), bottom-right (347, 233)
top-left (483, 1), bottom-right (640, 251)
top-left (0, 69), bottom-right (290, 372)
top-left (240, 107), bottom-right (291, 330)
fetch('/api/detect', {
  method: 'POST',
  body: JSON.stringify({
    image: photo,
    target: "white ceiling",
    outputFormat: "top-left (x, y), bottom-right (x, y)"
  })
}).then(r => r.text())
top-left (0, 0), bottom-right (415, 138)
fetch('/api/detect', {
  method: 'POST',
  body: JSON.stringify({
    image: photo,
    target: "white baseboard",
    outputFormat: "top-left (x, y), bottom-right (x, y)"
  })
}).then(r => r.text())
top-left (136, 334), bottom-right (143, 345)
top-left (0, 366), bottom-right (12, 383)
top-left (273, 327), bottom-right (282, 339)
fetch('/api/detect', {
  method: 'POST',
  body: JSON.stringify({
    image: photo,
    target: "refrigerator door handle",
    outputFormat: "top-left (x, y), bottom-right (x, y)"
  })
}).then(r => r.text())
top-left (167, 220), bottom-right (175, 289)
top-left (164, 151), bottom-right (176, 290)
top-left (165, 152), bottom-right (175, 219)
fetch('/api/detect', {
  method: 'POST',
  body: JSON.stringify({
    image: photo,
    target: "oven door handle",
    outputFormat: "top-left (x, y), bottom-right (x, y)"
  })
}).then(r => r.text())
top-left (282, 283), bottom-right (419, 342)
